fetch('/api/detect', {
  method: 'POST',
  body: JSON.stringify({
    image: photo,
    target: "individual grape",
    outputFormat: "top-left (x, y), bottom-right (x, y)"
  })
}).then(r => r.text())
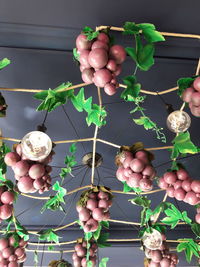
top-left (191, 92), bottom-right (200, 106)
top-left (15, 144), bottom-right (22, 156)
top-left (163, 172), bottom-right (177, 184)
top-left (93, 68), bottom-right (112, 87)
top-left (91, 40), bottom-right (108, 51)
top-left (86, 199), bottom-right (98, 211)
top-left (176, 169), bottom-right (188, 180)
top-left (123, 156), bottom-right (134, 168)
top-left (166, 187), bottom-right (175, 198)
top-left (8, 262), bottom-right (18, 267)
top-left (0, 239), bottom-right (8, 250)
top-left (8, 255), bottom-right (18, 262)
top-left (84, 218), bottom-right (98, 232)
top-left (92, 208), bottom-right (104, 221)
top-left (28, 164), bottom-right (45, 179)
top-left (158, 178), bottom-right (169, 189)
top-left (4, 152), bottom-right (20, 167)
top-left (1, 191), bottom-right (15, 205)
top-left (0, 204), bottom-right (13, 220)
top-left (79, 50), bottom-right (91, 68)
top-left (174, 188), bottom-right (186, 201)
top-left (191, 180), bottom-right (200, 193)
top-left (13, 161), bottom-right (30, 177)
top-left (182, 87), bottom-right (195, 103)
top-left (190, 105), bottom-right (200, 117)
top-left (193, 77), bottom-right (200, 92)
top-left (114, 64), bottom-right (122, 76)
top-left (2, 247), bottom-right (14, 258)
top-left (81, 68), bottom-right (94, 84)
top-left (33, 178), bottom-right (45, 190)
top-left (182, 179), bottom-right (192, 192)
top-left (98, 199), bottom-right (109, 209)
top-left (127, 174), bottom-right (141, 188)
top-left (97, 32), bottom-right (109, 43)
top-left (151, 250), bottom-right (163, 263)
top-left (184, 191), bottom-right (199, 205)
top-left (76, 247), bottom-right (86, 258)
top-left (17, 176), bottom-right (34, 193)
top-left (195, 213), bottom-right (200, 224)
top-left (106, 59), bottom-right (117, 72)
top-left (116, 167), bottom-right (128, 182)
top-left (98, 191), bottom-right (109, 200)
top-left (79, 208), bottom-right (90, 222)
top-left (104, 83), bottom-right (117, 96)
top-left (109, 45), bottom-right (126, 64)
top-left (130, 158), bottom-right (145, 173)
top-left (76, 34), bottom-right (92, 51)
top-left (139, 178), bottom-right (153, 192)
top-left (88, 48), bottom-right (108, 69)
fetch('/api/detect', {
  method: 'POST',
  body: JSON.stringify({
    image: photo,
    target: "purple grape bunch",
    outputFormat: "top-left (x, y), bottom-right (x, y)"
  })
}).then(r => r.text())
top-left (4, 144), bottom-right (54, 194)
top-left (76, 31), bottom-right (126, 96)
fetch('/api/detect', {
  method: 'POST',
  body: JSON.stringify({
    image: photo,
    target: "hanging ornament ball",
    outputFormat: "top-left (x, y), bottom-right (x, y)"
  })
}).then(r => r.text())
top-left (21, 131), bottom-right (52, 161)
top-left (142, 229), bottom-right (162, 250)
top-left (166, 110), bottom-right (191, 133)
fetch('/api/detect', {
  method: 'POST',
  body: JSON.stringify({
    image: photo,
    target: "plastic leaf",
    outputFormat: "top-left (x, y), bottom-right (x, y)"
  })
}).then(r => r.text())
top-left (0, 58), bottom-right (11, 70)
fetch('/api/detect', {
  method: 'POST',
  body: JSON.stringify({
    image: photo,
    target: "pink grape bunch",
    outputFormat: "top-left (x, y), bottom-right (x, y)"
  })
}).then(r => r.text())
top-left (0, 184), bottom-right (15, 223)
top-left (76, 188), bottom-right (113, 233)
top-left (182, 76), bottom-right (200, 117)
top-left (4, 144), bottom-right (54, 194)
top-left (146, 234), bottom-right (179, 267)
top-left (72, 239), bottom-right (97, 267)
top-left (0, 236), bottom-right (27, 267)
top-left (116, 150), bottom-right (156, 192)
top-left (158, 168), bottom-right (200, 223)
top-left (75, 32), bottom-right (126, 96)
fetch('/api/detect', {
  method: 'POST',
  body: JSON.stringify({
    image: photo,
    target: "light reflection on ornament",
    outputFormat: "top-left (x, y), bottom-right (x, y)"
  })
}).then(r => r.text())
top-left (166, 110), bottom-right (191, 133)
top-left (142, 229), bottom-right (162, 250)
top-left (21, 131), bottom-right (52, 161)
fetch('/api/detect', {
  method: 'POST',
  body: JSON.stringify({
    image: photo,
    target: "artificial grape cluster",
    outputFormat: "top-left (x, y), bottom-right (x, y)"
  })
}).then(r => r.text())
top-left (76, 187), bottom-right (113, 233)
top-left (4, 144), bottom-right (54, 194)
top-left (0, 185), bottom-right (15, 223)
top-left (76, 32), bottom-right (126, 96)
top-left (116, 150), bottom-right (156, 192)
top-left (146, 234), bottom-right (179, 267)
top-left (0, 236), bottom-right (27, 267)
top-left (72, 239), bottom-right (97, 267)
top-left (158, 168), bottom-right (200, 223)
top-left (182, 76), bottom-right (200, 117)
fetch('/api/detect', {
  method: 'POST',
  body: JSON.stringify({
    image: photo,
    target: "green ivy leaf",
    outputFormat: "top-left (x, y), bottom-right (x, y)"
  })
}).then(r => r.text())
top-left (34, 250), bottom-right (39, 267)
top-left (38, 229), bottom-right (60, 244)
top-left (84, 232), bottom-right (93, 241)
top-left (71, 87), bottom-right (92, 112)
top-left (142, 28), bottom-right (165, 43)
top-left (161, 204), bottom-right (192, 229)
top-left (86, 104), bottom-right (107, 127)
top-left (123, 182), bottom-right (132, 193)
top-left (73, 48), bottom-right (80, 62)
top-left (171, 131), bottom-right (198, 159)
top-left (0, 143), bottom-right (11, 174)
top-left (101, 221), bottom-right (109, 229)
top-left (34, 82), bottom-right (73, 112)
top-left (133, 116), bottom-right (155, 130)
top-left (121, 75), bottom-right (141, 101)
top-left (82, 26), bottom-right (99, 41)
top-left (99, 257), bottom-right (109, 267)
top-left (69, 143), bottom-right (77, 154)
top-left (123, 22), bottom-right (140, 35)
top-left (0, 58), bottom-right (11, 70)
top-left (136, 36), bottom-right (155, 71)
top-left (129, 196), bottom-right (151, 208)
top-left (177, 239), bottom-right (200, 263)
top-left (93, 224), bottom-right (102, 240)
top-left (97, 233), bottom-right (110, 248)
top-left (177, 77), bottom-right (196, 96)
top-left (191, 223), bottom-right (200, 238)
top-left (125, 47), bottom-right (137, 62)
top-left (59, 144), bottom-right (77, 180)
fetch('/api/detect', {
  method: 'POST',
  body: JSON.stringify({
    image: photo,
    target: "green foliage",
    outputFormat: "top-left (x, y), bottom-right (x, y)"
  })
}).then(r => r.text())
top-left (121, 75), bottom-right (141, 101)
top-left (123, 181), bottom-right (142, 193)
top-left (34, 250), bottom-right (39, 267)
top-left (129, 196), bottom-right (151, 208)
top-left (177, 239), bottom-right (200, 263)
top-left (4, 216), bottom-right (29, 241)
top-left (82, 26), bottom-right (99, 41)
top-left (171, 131), bottom-right (198, 159)
top-left (38, 229), bottom-right (60, 244)
top-left (177, 76), bottom-right (196, 96)
top-left (41, 181), bottom-right (67, 213)
top-left (99, 257), bottom-right (109, 267)
top-left (0, 58), bottom-right (11, 70)
top-left (0, 143), bottom-right (11, 174)
top-left (97, 233), bottom-right (110, 248)
top-left (161, 203), bottom-right (192, 229)
top-left (191, 223), bottom-right (200, 238)
top-left (34, 84), bottom-right (107, 127)
top-left (73, 48), bottom-right (80, 62)
top-left (34, 82), bottom-right (74, 112)
top-left (123, 22), bottom-right (164, 72)
top-left (60, 143), bottom-right (77, 180)
top-left (71, 88), bottom-right (107, 127)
